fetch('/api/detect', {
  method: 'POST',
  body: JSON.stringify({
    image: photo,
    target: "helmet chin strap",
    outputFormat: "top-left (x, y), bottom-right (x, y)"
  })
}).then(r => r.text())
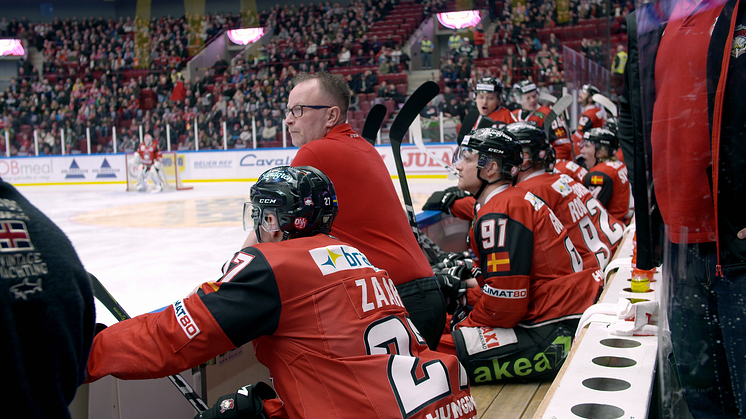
top-left (474, 166), bottom-right (506, 200)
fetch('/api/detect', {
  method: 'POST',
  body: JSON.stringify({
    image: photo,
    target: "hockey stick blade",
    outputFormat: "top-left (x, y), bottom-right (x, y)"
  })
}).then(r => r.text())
top-left (539, 92), bottom-right (558, 104)
top-left (361, 104), bottom-right (387, 145)
top-left (476, 116), bottom-right (495, 129)
top-left (544, 94), bottom-right (572, 137)
top-left (456, 110), bottom-right (480, 145)
top-left (410, 114), bottom-right (458, 179)
top-left (390, 81), bottom-right (440, 143)
top-left (389, 81), bottom-right (441, 263)
top-left (89, 272), bottom-right (209, 412)
top-left (592, 93), bottom-right (618, 118)
top-left (552, 94), bottom-right (573, 117)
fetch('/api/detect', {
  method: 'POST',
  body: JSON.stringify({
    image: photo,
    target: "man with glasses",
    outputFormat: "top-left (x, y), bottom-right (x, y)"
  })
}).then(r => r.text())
top-left (245, 71), bottom-right (447, 350)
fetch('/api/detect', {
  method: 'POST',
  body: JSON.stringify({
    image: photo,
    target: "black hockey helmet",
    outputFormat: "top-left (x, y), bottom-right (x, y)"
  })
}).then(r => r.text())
top-left (583, 127), bottom-right (619, 154)
top-left (604, 117), bottom-right (618, 134)
top-left (246, 166), bottom-right (338, 241)
top-left (474, 77), bottom-right (503, 96)
top-left (453, 127), bottom-right (523, 197)
top-left (504, 121), bottom-right (553, 171)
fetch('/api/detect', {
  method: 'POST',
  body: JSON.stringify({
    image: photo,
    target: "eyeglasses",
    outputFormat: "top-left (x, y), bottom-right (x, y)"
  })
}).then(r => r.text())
top-left (284, 105), bottom-right (332, 118)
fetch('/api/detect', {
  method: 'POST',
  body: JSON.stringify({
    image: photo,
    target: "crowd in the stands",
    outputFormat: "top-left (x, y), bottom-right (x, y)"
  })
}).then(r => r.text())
top-left (0, 0), bottom-right (631, 156)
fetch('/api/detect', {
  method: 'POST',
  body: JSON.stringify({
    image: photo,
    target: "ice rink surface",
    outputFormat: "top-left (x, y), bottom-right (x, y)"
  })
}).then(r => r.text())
top-left (16, 178), bottom-right (451, 325)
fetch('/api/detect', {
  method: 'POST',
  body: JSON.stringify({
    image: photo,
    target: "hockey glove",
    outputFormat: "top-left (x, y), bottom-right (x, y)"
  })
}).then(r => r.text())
top-left (450, 304), bottom-right (473, 331)
top-left (433, 251), bottom-right (474, 270)
top-left (435, 265), bottom-right (470, 314)
top-left (422, 186), bottom-right (471, 215)
top-left (194, 381), bottom-right (276, 419)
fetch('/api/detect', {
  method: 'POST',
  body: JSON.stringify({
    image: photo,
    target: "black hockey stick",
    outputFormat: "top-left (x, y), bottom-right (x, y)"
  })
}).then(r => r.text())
top-left (456, 110), bottom-right (480, 145)
top-left (389, 81), bottom-right (441, 264)
top-left (89, 272), bottom-right (209, 412)
top-left (361, 104), bottom-right (387, 145)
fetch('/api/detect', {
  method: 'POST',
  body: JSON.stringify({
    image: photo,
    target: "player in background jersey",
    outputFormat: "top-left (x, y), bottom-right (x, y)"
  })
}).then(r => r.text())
top-left (132, 133), bottom-right (164, 193)
top-left (507, 121), bottom-right (625, 270)
top-left (86, 166), bottom-right (475, 419)
top-left (436, 128), bottom-right (604, 384)
top-left (510, 80), bottom-right (573, 159)
top-left (473, 77), bottom-right (513, 128)
top-left (553, 158), bottom-right (588, 184)
top-left (572, 84), bottom-right (607, 151)
top-left (581, 128), bottom-right (633, 224)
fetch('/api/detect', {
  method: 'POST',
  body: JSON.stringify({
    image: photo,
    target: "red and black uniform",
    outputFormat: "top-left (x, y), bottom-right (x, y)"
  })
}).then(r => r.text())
top-left (584, 160), bottom-right (633, 224)
top-left (474, 107), bottom-right (514, 128)
top-left (554, 159), bottom-right (588, 184)
top-left (438, 185), bottom-right (603, 384)
top-left (292, 124), bottom-right (446, 349)
top-left (520, 171), bottom-right (625, 270)
top-left (573, 105), bottom-right (606, 144)
top-left (511, 107), bottom-right (573, 160)
top-left (136, 142), bottom-right (161, 167)
top-left (86, 235), bottom-right (475, 419)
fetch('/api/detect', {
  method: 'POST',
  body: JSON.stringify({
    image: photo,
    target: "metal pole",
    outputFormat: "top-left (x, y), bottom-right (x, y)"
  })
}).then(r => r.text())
top-left (166, 124), bottom-right (171, 151)
top-left (86, 127), bottom-right (91, 154)
top-left (113, 126), bottom-right (117, 153)
top-left (139, 125), bottom-right (143, 143)
top-left (194, 117), bottom-right (199, 151)
top-left (222, 120), bottom-right (228, 150)
top-left (439, 111), bottom-right (444, 143)
top-left (252, 115), bottom-right (257, 149)
top-left (4, 130), bottom-right (9, 157)
top-left (33, 129), bottom-right (39, 156)
top-left (61, 128), bottom-right (66, 155)
top-left (282, 121), bottom-right (287, 148)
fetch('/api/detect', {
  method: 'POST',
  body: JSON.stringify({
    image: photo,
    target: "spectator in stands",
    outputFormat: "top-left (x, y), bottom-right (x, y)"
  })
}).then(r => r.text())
top-left (420, 35), bottom-right (433, 69)
top-left (473, 23), bottom-right (486, 58)
top-left (376, 80), bottom-right (389, 99)
top-left (212, 54), bottom-right (230, 75)
top-left (386, 83), bottom-right (405, 106)
top-left (447, 32), bottom-right (462, 60)
top-left (441, 59), bottom-right (458, 89)
top-left (337, 46), bottom-right (351, 66)
top-left (517, 48), bottom-right (534, 78)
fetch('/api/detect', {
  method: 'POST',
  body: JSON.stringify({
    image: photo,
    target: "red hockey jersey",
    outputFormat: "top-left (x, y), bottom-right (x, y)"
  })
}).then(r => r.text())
top-left (584, 160), bottom-right (633, 223)
top-left (553, 159), bottom-right (588, 184)
top-left (136, 142), bottom-right (161, 166)
top-left (511, 106), bottom-right (573, 159)
top-left (458, 185), bottom-right (603, 330)
top-left (86, 235), bottom-right (474, 419)
top-left (474, 107), bottom-right (514, 128)
top-left (519, 171), bottom-right (625, 270)
top-left (572, 105), bottom-right (606, 144)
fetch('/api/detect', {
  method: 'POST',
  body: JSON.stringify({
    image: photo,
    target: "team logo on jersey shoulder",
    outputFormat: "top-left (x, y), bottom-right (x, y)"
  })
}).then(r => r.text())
top-left (590, 175), bottom-right (604, 185)
top-left (733, 25), bottom-right (746, 58)
top-left (551, 176), bottom-right (573, 197)
top-left (309, 245), bottom-right (381, 275)
top-left (524, 192), bottom-right (545, 211)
